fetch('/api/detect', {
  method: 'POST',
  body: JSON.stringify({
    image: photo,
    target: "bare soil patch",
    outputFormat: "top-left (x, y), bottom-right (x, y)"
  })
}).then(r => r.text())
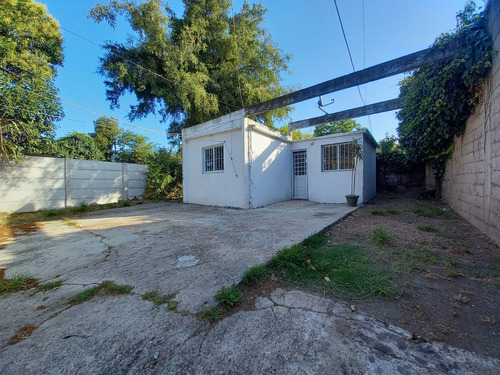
top-left (235, 193), bottom-right (500, 358)
top-left (331, 193), bottom-right (500, 357)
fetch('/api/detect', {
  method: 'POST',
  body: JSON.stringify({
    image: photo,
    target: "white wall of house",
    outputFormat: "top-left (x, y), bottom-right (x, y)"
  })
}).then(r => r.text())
top-left (182, 110), bottom-right (247, 208)
top-left (246, 120), bottom-right (292, 208)
top-left (182, 110), bottom-right (378, 208)
top-left (291, 131), bottom-right (376, 204)
top-left (0, 156), bottom-right (147, 212)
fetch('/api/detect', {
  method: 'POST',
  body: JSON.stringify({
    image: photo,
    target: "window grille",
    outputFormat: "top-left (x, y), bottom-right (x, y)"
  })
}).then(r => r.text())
top-left (203, 144), bottom-right (224, 173)
top-left (322, 142), bottom-right (355, 171)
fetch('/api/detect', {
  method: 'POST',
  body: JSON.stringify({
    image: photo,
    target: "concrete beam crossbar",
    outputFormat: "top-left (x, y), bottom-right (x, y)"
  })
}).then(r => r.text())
top-left (244, 45), bottom-right (455, 116)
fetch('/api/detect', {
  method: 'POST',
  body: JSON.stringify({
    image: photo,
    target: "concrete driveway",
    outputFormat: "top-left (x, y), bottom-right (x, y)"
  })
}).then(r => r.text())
top-left (1, 201), bottom-right (498, 374)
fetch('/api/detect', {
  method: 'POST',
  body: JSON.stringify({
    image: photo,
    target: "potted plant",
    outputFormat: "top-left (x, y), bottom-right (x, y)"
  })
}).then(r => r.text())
top-left (346, 138), bottom-right (363, 207)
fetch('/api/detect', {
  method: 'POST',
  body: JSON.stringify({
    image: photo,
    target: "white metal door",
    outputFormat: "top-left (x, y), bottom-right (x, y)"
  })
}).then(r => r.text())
top-left (292, 150), bottom-right (307, 199)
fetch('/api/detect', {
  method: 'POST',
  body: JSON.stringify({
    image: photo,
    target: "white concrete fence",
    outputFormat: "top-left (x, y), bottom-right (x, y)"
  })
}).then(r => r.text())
top-left (0, 156), bottom-right (147, 213)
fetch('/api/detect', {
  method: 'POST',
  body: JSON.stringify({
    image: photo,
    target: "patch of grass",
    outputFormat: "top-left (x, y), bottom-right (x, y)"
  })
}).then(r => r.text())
top-left (198, 306), bottom-right (220, 322)
top-left (68, 280), bottom-right (133, 305)
top-left (414, 204), bottom-right (453, 219)
top-left (268, 242), bottom-right (397, 299)
top-left (0, 274), bottom-right (39, 294)
top-left (215, 284), bottom-right (242, 307)
top-left (303, 233), bottom-right (329, 248)
top-left (417, 247), bottom-right (439, 264)
top-left (418, 225), bottom-right (440, 233)
top-left (68, 286), bottom-right (99, 305)
top-left (371, 209), bottom-right (400, 216)
top-left (9, 324), bottom-right (38, 344)
top-left (370, 228), bottom-right (392, 246)
top-left (62, 217), bottom-right (77, 226)
top-left (491, 263), bottom-right (500, 277)
top-left (121, 201), bottom-right (131, 207)
top-left (37, 280), bottom-right (63, 291)
top-left (41, 210), bottom-right (60, 219)
top-left (446, 270), bottom-right (464, 278)
top-left (473, 271), bottom-right (486, 279)
top-left (241, 265), bottom-right (267, 285)
top-left (142, 290), bottom-right (176, 306)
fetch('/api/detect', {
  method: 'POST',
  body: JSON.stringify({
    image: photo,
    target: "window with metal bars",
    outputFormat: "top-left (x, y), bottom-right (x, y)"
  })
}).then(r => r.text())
top-left (203, 144), bottom-right (224, 173)
top-left (322, 142), bottom-right (354, 171)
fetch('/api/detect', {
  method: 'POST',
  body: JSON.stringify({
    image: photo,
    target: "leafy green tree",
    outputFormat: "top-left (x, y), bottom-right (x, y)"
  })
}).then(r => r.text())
top-left (0, 0), bottom-right (64, 163)
top-left (51, 132), bottom-right (105, 160)
top-left (89, 0), bottom-right (292, 138)
top-left (115, 130), bottom-right (154, 164)
top-left (397, 1), bottom-right (493, 195)
top-left (91, 116), bottom-right (122, 161)
top-left (313, 119), bottom-right (363, 137)
top-left (145, 147), bottom-right (182, 199)
top-left (278, 125), bottom-right (313, 140)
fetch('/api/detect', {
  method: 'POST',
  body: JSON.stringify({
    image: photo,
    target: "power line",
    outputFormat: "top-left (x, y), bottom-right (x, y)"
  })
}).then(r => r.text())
top-left (1, 67), bottom-right (179, 136)
top-left (332, 0), bottom-right (372, 131)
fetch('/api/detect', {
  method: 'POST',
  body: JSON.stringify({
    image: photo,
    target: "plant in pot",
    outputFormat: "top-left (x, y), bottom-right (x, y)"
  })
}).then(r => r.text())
top-left (346, 138), bottom-right (363, 207)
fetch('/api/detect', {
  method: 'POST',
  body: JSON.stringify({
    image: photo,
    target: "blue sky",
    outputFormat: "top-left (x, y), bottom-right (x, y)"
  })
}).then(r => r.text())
top-left (39, 0), bottom-right (470, 148)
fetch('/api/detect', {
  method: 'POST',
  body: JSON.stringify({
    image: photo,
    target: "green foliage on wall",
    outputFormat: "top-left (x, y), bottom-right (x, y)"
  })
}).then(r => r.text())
top-left (397, 1), bottom-right (493, 194)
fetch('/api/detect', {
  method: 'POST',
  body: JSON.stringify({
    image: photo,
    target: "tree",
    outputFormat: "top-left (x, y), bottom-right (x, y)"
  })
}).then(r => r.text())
top-left (397, 1), bottom-right (493, 195)
top-left (51, 132), bottom-right (105, 160)
top-left (313, 119), bottom-right (363, 137)
top-left (278, 125), bottom-right (313, 140)
top-left (0, 0), bottom-right (64, 163)
top-left (89, 0), bottom-right (292, 138)
top-left (114, 130), bottom-right (154, 164)
top-left (145, 147), bottom-right (182, 199)
top-left (91, 116), bottom-right (122, 161)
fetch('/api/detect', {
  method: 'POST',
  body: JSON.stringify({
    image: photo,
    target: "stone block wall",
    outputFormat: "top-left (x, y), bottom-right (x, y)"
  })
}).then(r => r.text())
top-left (442, 0), bottom-right (500, 246)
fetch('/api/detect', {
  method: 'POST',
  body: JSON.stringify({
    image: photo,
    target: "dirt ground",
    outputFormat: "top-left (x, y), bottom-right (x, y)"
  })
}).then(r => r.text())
top-left (237, 192), bottom-right (500, 359)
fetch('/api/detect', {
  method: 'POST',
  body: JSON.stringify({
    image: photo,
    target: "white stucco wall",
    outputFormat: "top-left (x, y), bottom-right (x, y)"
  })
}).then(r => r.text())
top-left (182, 110), bottom-right (246, 208)
top-left (0, 156), bottom-right (147, 212)
top-left (246, 120), bottom-right (292, 208)
top-left (292, 131), bottom-right (375, 204)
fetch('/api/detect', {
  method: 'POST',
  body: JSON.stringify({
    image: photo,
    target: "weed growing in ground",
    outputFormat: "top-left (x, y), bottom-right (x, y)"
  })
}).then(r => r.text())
top-left (68, 281), bottom-right (132, 305)
top-left (62, 217), bottom-right (77, 226)
top-left (241, 265), bottom-right (267, 285)
top-left (414, 204), bottom-right (453, 219)
top-left (198, 306), bottom-right (220, 322)
top-left (215, 284), bottom-right (242, 307)
top-left (0, 274), bottom-right (39, 294)
top-left (142, 291), bottom-right (176, 306)
top-left (37, 280), bottom-right (63, 291)
top-left (370, 228), bottom-right (392, 246)
top-left (418, 225), bottom-right (440, 233)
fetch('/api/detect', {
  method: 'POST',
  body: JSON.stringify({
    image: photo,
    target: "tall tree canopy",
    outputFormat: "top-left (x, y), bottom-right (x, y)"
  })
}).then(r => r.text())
top-left (91, 116), bottom-right (121, 161)
top-left (397, 1), bottom-right (493, 193)
top-left (89, 0), bottom-right (291, 137)
top-left (51, 132), bottom-right (105, 161)
top-left (313, 119), bottom-right (363, 137)
top-left (0, 0), bottom-right (64, 163)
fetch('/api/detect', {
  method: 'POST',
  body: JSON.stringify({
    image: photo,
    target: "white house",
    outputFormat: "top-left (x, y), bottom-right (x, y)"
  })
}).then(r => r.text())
top-left (182, 109), bottom-right (377, 209)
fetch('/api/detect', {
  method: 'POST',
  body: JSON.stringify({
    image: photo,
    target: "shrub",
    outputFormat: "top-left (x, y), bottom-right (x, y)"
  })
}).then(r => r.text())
top-left (145, 148), bottom-right (182, 199)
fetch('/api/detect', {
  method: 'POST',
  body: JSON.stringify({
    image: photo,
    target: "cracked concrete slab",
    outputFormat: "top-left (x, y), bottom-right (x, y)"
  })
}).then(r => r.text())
top-left (1, 201), bottom-right (498, 374)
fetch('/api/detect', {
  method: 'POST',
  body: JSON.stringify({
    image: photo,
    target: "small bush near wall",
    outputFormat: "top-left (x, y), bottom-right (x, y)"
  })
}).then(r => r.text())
top-left (145, 148), bottom-right (182, 199)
